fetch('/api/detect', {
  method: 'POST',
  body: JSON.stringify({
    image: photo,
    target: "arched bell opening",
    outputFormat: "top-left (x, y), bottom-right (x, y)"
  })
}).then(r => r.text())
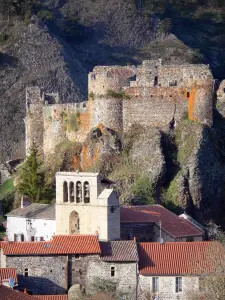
top-left (76, 181), bottom-right (82, 203)
top-left (69, 182), bottom-right (75, 203)
top-left (83, 181), bottom-right (90, 204)
top-left (63, 181), bottom-right (68, 202)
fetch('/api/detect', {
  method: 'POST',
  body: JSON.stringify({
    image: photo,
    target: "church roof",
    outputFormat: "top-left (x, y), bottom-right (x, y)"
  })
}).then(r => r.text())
top-left (138, 241), bottom-right (225, 275)
top-left (120, 205), bottom-right (203, 238)
top-left (6, 203), bottom-right (55, 220)
top-left (1, 235), bottom-right (101, 255)
top-left (100, 240), bottom-right (138, 262)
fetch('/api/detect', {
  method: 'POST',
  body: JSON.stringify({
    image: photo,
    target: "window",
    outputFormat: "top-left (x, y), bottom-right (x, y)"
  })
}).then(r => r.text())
top-left (154, 76), bottom-right (158, 87)
top-left (31, 236), bottom-right (35, 242)
top-left (187, 92), bottom-right (190, 98)
top-left (152, 277), bottom-right (159, 293)
top-left (24, 268), bottom-right (29, 277)
top-left (26, 220), bottom-right (32, 230)
top-left (111, 266), bottom-right (115, 277)
top-left (75, 254), bottom-right (80, 260)
top-left (176, 277), bottom-right (182, 293)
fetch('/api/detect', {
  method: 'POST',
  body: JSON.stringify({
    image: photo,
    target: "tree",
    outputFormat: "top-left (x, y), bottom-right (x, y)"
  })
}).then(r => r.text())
top-left (17, 143), bottom-right (44, 202)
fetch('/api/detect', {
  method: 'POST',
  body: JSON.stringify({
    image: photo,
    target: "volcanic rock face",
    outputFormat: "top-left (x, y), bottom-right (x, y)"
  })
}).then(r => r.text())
top-left (0, 17), bottom-right (87, 163)
top-left (170, 121), bottom-right (225, 227)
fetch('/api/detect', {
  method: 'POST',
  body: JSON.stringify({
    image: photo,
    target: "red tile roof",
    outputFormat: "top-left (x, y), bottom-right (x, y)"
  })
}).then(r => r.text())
top-left (0, 285), bottom-right (33, 300)
top-left (100, 241), bottom-right (138, 262)
top-left (0, 268), bottom-right (17, 284)
top-left (1, 235), bottom-right (101, 255)
top-left (34, 296), bottom-right (68, 300)
top-left (139, 242), bottom-right (225, 275)
top-left (120, 205), bottom-right (203, 238)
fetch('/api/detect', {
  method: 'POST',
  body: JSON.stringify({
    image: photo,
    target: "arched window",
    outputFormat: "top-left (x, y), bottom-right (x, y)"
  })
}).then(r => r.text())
top-left (63, 181), bottom-right (68, 202)
top-left (76, 181), bottom-right (82, 203)
top-left (69, 211), bottom-right (80, 234)
top-left (83, 181), bottom-right (90, 203)
top-left (69, 182), bottom-right (74, 203)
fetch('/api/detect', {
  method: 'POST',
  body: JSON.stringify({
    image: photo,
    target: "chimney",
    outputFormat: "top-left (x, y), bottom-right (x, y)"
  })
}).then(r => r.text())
top-left (21, 196), bottom-right (24, 208)
top-left (133, 237), bottom-right (136, 242)
top-left (24, 288), bottom-right (27, 294)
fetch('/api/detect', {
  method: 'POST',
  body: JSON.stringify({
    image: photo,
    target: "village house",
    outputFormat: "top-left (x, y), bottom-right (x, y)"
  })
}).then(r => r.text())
top-left (6, 203), bottom-right (55, 242)
top-left (138, 241), bottom-right (224, 300)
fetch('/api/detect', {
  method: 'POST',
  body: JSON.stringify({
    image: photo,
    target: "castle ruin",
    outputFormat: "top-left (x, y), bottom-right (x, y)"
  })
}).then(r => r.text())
top-left (25, 59), bottom-right (215, 158)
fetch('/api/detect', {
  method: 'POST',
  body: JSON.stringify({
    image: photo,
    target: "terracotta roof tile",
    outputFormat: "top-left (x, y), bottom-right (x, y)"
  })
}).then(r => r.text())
top-left (120, 205), bottom-right (203, 238)
top-left (0, 285), bottom-right (33, 300)
top-left (138, 242), bottom-right (225, 275)
top-left (100, 241), bottom-right (138, 261)
top-left (34, 296), bottom-right (68, 300)
top-left (1, 235), bottom-right (101, 255)
top-left (0, 268), bottom-right (17, 284)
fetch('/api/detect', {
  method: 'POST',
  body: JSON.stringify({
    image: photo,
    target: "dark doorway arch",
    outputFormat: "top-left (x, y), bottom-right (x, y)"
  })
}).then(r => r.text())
top-left (69, 211), bottom-right (80, 234)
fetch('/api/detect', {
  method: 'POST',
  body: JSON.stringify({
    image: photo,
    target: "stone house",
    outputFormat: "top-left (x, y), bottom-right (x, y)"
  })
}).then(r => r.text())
top-left (138, 241), bottom-right (224, 300)
top-left (88, 240), bottom-right (138, 300)
top-left (0, 236), bottom-right (138, 299)
top-left (120, 205), bottom-right (204, 242)
top-left (0, 235), bottom-right (101, 294)
top-left (6, 203), bottom-right (56, 242)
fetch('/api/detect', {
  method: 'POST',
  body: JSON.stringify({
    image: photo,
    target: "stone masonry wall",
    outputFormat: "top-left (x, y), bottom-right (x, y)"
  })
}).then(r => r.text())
top-left (120, 223), bottom-right (155, 242)
top-left (123, 87), bottom-right (187, 131)
top-left (5, 254), bottom-right (100, 294)
top-left (91, 97), bottom-right (123, 132)
top-left (6, 255), bottom-right (67, 294)
top-left (42, 102), bottom-right (89, 156)
top-left (87, 260), bottom-right (138, 300)
top-left (138, 275), bottom-right (199, 300)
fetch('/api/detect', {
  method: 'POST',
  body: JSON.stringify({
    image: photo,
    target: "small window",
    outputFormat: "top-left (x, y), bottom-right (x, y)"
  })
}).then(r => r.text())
top-left (187, 92), bottom-right (190, 98)
top-left (152, 277), bottom-right (159, 293)
top-left (75, 254), bottom-right (80, 260)
top-left (111, 266), bottom-right (115, 277)
top-left (31, 236), bottom-right (35, 242)
top-left (26, 220), bottom-right (32, 230)
top-left (50, 270), bottom-right (52, 273)
top-left (176, 277), bottom-right (182, 293)
top-left (25, 268), bottom-right (29, 277)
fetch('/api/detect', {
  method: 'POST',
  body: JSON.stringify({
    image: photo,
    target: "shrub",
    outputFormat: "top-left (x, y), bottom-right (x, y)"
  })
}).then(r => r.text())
top-left (37, 10), bottom-right (54, 21)
top-left (106, 89), bottom-right (130, 99)
top-left (131, 175), bottom-right (155, 205)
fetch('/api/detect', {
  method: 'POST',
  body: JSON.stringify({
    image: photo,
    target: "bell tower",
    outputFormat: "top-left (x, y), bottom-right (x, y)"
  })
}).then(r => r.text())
top-left (55, 171), bottom-right (120, 241)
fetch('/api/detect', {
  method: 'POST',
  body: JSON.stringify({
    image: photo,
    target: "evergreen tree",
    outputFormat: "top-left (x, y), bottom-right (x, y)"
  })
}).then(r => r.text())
top-left (17, 143), bottom-right (44, 202)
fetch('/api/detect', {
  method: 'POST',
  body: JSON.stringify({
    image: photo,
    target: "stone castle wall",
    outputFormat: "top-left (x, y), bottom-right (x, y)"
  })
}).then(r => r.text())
top-left (25, 60), bottom-right (215, 159)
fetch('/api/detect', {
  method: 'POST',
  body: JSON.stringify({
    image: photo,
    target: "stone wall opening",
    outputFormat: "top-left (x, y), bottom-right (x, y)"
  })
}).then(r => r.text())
top-left (69, 211), bottom-right (80, 234)
top-left (83, 181), bottom-right (90, 203)
top-left (69, 182), bottom-right (75, 203)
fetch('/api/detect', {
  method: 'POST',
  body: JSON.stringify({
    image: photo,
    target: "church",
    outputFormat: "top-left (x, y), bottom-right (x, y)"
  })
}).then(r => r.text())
top-left (5, 171), bottom-right (204, 243)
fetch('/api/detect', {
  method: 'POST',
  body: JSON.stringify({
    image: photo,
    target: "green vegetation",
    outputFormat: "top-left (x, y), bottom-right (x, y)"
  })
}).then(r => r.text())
top-left (36, 9), bottom-right (54, 21)
top-left (106, 89), bottom-right (130, 99)
top-left (88, 92), bottom-right (95, 99)
top-left (0, 178), bottom-right (15, 200)
top-left (17, 143), bottom-right (53, 203)
top-left (131, 175), bottom-right (155, 205)
top-left (66, 113), bottom-right (80, 132)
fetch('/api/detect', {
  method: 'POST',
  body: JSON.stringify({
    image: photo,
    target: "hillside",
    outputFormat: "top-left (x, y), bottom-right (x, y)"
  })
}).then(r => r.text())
top-left (2, 0), bottom-right (225, 162)
top-left (1, 0), bottom-right (225, 228)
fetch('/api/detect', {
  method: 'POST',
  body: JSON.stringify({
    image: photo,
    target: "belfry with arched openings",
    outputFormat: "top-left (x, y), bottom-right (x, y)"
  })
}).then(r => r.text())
top-left (55, 171), bottom-right (120, 241)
